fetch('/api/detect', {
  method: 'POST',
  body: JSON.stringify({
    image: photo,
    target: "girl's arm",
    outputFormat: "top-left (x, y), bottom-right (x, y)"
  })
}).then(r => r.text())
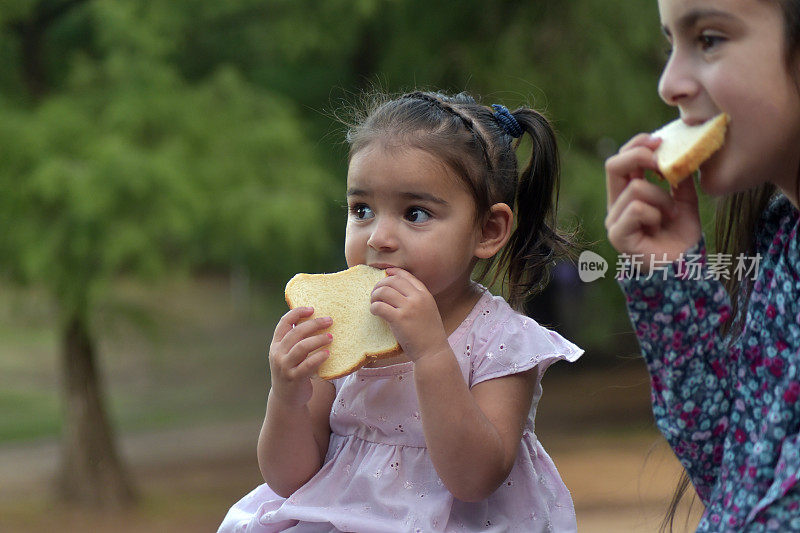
top-left (619, 240), bottom-right (733, 502)
top-left (371, 268), bottom-right (536, 501)
top-left (257, 307), bottom-right (336, 498)
top-left (605, 134), bottom-right (730, 502)
top-left (258, 378), bottom-right (336, 498)
top-left (414, 349), bottom-right (536, 502)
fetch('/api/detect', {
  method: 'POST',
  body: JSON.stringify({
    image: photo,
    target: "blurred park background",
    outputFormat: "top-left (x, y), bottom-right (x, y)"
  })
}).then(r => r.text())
top-left (0, 1), bottom-right (712, 531)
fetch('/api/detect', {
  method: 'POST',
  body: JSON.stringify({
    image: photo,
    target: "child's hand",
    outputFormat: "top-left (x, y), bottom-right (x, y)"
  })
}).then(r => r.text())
top-left (605, 133), bottom-right (702, 272)
top-left (370, 268), bottom-right (449, 363)
top-left (268, 307), bottom-right (332, 407)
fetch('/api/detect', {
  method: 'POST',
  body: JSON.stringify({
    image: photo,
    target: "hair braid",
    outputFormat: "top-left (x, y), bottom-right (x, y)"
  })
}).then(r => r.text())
top-left (401, 91), bottom-right (494, 174)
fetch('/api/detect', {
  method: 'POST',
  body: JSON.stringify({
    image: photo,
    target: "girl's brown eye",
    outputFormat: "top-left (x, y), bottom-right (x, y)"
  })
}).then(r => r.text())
top-left (699, 33), bottom-right (725, 52)
top-left (350, 204), bottom-right (373, 220)
top-left (405, 207), bottom-right (431, 223)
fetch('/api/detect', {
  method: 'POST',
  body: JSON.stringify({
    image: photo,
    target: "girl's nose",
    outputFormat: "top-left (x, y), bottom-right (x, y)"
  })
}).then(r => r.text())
top-left (367, 217), bottom-right (398, 251)
top-left (658, 49), bottom-right (698, 107)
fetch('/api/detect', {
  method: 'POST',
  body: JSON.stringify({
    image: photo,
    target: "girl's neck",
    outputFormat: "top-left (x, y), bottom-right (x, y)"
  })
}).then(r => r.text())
top-left (435, 280), bottom-right (486, 337)
top-left (773, 155), bottom-right (800, 210)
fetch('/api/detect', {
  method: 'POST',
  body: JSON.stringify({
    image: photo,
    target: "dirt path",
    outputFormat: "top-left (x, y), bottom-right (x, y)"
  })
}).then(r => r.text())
top-left (0, 419), bottom-right (262, 532)
top-left (0, 420), bottom-right (701, 532)
top-left (0, 364), bottom-right (703, 532)
top-left (555, 432), bottom-right (702, 531)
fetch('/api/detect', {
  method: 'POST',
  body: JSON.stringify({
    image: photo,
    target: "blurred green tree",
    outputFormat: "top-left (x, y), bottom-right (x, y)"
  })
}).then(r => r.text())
top-left (0, 0), bottom-right (701, 510)
top-left (0, 0), bottom-right (336, 507)
top-left (224, 0), bottom-right (678, 349)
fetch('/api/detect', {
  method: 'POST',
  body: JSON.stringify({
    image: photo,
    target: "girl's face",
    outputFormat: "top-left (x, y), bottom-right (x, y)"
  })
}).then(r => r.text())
top-left (658, 0), bottom-right (800, 201)
top-left (344, 144), bottom-right (483, 303)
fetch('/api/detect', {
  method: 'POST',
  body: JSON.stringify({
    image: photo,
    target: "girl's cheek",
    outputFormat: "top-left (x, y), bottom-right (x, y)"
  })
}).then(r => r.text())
top-left (343, 234), bottom-right (359, 264)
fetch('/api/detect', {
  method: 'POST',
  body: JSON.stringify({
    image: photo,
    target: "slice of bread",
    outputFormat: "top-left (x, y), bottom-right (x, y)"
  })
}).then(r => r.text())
top-left (652, 113), bottom-right (729, 187)
top-left (284, 264), bottom-right (401, 380)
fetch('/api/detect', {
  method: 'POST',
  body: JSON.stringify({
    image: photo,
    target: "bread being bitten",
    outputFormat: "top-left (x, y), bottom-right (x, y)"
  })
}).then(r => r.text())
top-left (652, 113), bottom-right (729, 187)
top-left (284, 264), bottom-right (401, 380)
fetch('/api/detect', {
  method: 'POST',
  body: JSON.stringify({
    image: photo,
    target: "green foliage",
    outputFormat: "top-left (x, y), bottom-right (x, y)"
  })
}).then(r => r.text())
top-left (0, 0), bottom-right (699, 355)
top-left (0, 0), bottom-right (338, 322)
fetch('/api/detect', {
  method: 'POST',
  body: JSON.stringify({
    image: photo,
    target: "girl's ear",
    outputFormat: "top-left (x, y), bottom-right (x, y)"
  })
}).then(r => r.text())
top-left (474, 203), bottom-right (513, 259)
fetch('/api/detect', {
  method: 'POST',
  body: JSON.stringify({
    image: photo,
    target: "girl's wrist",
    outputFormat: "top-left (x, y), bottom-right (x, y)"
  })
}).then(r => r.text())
top-left (413, 344), bottom-right (459, 379)
top-left (268, 385), bottom-right (310, 410)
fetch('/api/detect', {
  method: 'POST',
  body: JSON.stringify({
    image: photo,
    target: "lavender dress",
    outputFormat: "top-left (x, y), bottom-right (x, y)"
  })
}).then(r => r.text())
top-left (218, 288), bottom-right (583, 532)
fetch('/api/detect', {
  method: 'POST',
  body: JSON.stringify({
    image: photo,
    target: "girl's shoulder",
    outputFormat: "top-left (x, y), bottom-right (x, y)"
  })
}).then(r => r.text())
top-left (458, 288), bottom-right (531, 341)
top-left (461, 289), bottom-right (583, 386)
top-left (758, 194), bottom-right (799, 240)
top-left (752, 194), bottom-right (800, 270)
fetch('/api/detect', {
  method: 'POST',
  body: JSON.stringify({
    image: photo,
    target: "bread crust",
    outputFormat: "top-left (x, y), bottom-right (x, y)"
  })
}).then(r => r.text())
top-left (654, 113), bottom-right (730, 187)
top-left (284, 266), bottom-right (402, 380)
top-left (311, 345), bottom-right (404, 380)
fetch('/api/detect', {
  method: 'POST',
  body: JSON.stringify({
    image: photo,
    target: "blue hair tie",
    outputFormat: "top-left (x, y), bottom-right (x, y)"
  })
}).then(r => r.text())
top-left (491, 104), bottom-right (523, 138)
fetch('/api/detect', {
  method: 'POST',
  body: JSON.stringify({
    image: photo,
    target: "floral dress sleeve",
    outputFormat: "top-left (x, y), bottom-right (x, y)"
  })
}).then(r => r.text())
top-left (617, 238), bottom-right (734, 502)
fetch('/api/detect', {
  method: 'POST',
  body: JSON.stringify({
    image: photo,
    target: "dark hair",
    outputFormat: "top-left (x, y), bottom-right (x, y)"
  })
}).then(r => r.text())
top-left (346, 90), bottom-right (576, 311)
top-left (717, 0), bottom-right (800, 337)
top-left (663, 1), bottom-right (800, 531)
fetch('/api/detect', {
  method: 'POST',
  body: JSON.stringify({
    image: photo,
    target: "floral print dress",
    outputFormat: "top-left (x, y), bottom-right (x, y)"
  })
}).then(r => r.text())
top-left (619, 195), bottom-right (800, 531)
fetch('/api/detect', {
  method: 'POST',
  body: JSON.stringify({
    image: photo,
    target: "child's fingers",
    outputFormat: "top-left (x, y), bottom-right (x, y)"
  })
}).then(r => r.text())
top-left (605, 146), bottom-right (660, 207)
top-left (373, 271), bottom-right (419, 298)
top-left (279, 315), bottom-right (333, 350)
top-left (290, 349), bottom-right (331, 380)
top-left (384, 267), bottom-right (429, 293)
top-left (669, 173), bottom-right (700, 208)
top-left (370, 299), bottom-right (400, 323)
top-left (273, 306), bottom-right (315, 343)
top-left (607, 200), bottom-right (664, 251)
top-left (605, 135), bottom-right (661, 208)
top-left (605, 177), bottom-right (675, 230)
top-left (371, 284), bottom-right (406, 310)
top-left (619, 132), bottom-right (661, 153)
top-left (373, 274), bottom-right (410, 298)
top-left (283, 332), bottom-right (333, 373)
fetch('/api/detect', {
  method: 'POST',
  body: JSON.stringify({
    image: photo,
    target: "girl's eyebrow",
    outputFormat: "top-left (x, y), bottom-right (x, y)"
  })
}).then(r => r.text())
top-left (401, 191), bottom-right (449, 206)
top-left (662, 8), bottom-right (737, 37)
top-left (346, 187), bottom-right (368, 197)
top-left (346, 188), bottom-right (449, 206)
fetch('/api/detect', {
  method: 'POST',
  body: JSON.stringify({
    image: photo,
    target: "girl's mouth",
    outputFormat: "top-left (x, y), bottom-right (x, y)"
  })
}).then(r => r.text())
top-left (369, 263), bottom-right (398, 270)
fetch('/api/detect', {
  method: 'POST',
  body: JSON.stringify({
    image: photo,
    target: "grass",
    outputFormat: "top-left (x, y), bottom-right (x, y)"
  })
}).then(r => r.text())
top-left (0, 388), bottom-right (61, 441)
top-left (0, 276), bottom-right (283, 444)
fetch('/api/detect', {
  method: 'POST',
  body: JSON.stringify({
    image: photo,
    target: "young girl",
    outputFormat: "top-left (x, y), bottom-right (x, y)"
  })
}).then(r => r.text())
top-left (218, 90), bottom-right (583, 532)
top-left (605, 0), bottom-right (800, 530)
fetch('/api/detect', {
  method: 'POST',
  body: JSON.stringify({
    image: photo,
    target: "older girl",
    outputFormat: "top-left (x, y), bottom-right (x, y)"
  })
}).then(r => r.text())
top-left (605, 0), bottom-right (800, 530)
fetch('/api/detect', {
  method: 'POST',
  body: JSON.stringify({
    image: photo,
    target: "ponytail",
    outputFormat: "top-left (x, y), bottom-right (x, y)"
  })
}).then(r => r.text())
top-left (490, 108), bottom-right (577, 311)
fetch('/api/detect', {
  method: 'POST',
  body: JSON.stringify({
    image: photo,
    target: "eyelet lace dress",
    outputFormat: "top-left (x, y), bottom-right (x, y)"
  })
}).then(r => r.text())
top-left (218, 288), bottom-right (583, 532)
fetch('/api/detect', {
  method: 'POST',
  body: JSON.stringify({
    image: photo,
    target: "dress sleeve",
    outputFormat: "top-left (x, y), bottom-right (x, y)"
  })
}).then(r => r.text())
top-left (617, 238), bottom-right (734, 502)
top-left (469, 312), bottom-right (583, 388)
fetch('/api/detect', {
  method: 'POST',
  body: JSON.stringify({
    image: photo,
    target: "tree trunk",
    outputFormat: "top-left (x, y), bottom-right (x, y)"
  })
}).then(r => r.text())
top-left (9, 0), bottom-right (92, 101)
top-left (18, 22), bottom-right (46, 100)
top-left (57, 313), bottom-right (137, 508)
